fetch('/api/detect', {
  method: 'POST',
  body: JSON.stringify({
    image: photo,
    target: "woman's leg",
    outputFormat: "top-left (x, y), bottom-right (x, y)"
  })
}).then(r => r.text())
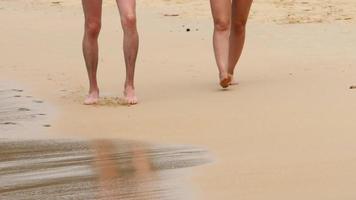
top-left (227, 0), bottom-right (253, 78)
top-left (210, 0), bottom-right (232, 88)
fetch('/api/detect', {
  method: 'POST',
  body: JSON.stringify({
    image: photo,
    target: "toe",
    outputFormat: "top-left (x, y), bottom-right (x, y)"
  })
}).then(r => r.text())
top-left (83, 99), bottom-right (92, 105)
top-left (130, 98), bottom-right (138, 105)
top-left (130, 97), bottom-right (138, 105)
top-left (84, 97), bottom-right (98, 105)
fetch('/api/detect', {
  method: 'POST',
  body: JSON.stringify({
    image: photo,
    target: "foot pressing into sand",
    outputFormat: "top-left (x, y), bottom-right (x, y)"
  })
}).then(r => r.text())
top-left (228, 73), bottom-right (239, 86)
top-left (84, 90), bottom-right (99, 105)
top-left (123, 85), bottom-right (138, 105)
top-left (219, 73), bottom-right (231, 88)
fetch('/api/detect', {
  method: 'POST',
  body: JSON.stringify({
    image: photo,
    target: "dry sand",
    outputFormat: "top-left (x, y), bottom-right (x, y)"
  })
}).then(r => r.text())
top-left (1, 0), bottom-right (356, 199)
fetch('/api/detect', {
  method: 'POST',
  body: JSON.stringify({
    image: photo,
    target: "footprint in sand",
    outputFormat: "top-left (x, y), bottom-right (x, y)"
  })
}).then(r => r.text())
top-left (33, 100), bottom-right (43, 103)
top-left (1, 122), bottom-right (17, 125)
top-left (1, 84), bottom-right (50, 135)
top-left (18, 108), bottom-right (31, 112)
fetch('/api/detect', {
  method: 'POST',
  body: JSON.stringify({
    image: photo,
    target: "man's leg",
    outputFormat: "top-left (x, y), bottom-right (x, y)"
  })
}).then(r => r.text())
top-left (82, 0), bottom-right (102, 105)
top-left (116, 0), bottom-right (139, 104)
top-left (210, 0), bottom-right (232, 88)
top-left (227, 0), bottom-right (253, 79)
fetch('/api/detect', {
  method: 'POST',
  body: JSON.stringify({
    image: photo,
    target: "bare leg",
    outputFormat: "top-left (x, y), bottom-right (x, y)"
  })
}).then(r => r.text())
top-left (116, 0), bottom-right (139, 104)
top-left (82, 0), bottom-right (102, 105)
top-left (227, 0), bottom-right (253, 80)
top-left (210, 0), bottom-right (231, 88)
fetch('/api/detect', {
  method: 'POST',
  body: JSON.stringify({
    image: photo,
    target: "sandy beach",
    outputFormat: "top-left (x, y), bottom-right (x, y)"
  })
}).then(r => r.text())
top-left (1, 0), bottom-right (356, 199)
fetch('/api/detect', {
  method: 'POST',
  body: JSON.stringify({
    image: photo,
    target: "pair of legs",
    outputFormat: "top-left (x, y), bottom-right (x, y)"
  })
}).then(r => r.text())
top-left (210, 0), bottom-right (253, 88)
top-left (82, 0), bottom-right (139, 105)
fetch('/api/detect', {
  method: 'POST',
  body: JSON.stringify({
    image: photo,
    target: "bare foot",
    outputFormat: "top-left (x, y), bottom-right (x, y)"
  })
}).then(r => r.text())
top-left (219, 73), bottom-right (231, 89)
top-left (84, 90), bottom-right (99, 105)
top-left (123, 86), bottom-right (138, 105)
top-left (228, 73), bottom-right (239, 86)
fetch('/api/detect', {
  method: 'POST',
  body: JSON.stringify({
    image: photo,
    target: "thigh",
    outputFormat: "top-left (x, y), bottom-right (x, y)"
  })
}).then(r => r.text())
top-left (82, 0), bottom-right (102, 23)
top-left (210, 0), bottom-right (231, 23)
top-left (116, 0), bottom-right (136, 18)
top-left (231, 0), bottom-right (253, 22)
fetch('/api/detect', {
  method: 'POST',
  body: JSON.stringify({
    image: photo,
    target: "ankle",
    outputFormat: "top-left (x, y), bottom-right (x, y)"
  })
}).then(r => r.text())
top-left (219, 72), bottom-right (228, 79)
top-left (124, 82), bottom-right (135, 90)
top-left (89, 87), bottom-right (99, 94)
top-left (227, 70), bottom-right (234, 76)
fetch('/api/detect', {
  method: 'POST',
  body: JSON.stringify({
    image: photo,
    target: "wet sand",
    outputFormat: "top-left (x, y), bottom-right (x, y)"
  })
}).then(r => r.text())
top-left (0, 139), bottom-right (211, 200)
top-left (0, 82), bottom-right (211, 200)
top-left (0, 82), bottom-right (52, 138)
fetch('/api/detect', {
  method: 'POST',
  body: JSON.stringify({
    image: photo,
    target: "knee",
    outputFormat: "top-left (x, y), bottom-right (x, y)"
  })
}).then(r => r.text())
top-left (231, 19), bottom-right (247, 35)
top-left (121, 14), bottom-right (137, 31)
top-left (213, 18), bottom-right (230, 32)
top-left (85, 20), bottom-right (101, 38)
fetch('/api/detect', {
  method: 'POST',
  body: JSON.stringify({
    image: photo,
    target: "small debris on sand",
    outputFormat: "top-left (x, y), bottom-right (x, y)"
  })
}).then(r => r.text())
top-left (163, 14), bottom-right (179, 17)
top-left (51, 1), bottom-right (61, 5)
top-left (33, 100), bottom-right (44, 103)
top-left (1, 122), bottom-right (17, 125)
top-left (18, 108), bottom-right (31, 112)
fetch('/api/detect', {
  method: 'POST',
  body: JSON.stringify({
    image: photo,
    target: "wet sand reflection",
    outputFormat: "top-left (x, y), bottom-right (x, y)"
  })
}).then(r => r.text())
top-left (0, 139), bottom-right (211, 200)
